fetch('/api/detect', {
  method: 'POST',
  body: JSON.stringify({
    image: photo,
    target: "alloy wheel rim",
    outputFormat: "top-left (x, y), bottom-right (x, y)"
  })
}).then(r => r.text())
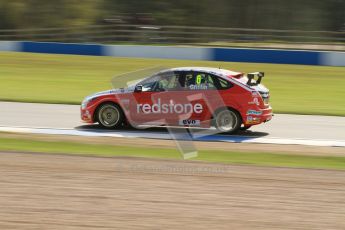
top-left (216, 110), bottom-right (237, 132)
top-left (99, 105), bottom-right (120, 127)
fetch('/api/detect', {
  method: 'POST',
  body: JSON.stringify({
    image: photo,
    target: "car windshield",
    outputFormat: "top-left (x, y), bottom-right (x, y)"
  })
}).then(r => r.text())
top-left (111, 66), bottom-right (166, 89)
top-left (139, 75), bottom-right (159, 91)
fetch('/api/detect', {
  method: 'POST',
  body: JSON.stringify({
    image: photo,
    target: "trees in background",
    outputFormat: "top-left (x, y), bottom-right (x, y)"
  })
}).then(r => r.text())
top-left (0, 0), bottom-right (344, 31)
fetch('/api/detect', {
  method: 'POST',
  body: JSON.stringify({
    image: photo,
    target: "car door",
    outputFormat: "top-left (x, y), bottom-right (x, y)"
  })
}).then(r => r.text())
top-left (130, 72), bottom-right (180, 126)
top-left (147, 71), bottom-right (184, 125)
top-left (129, 75), bottom-right (161, 125)
top-left (168, 71), bottom-right (231, 128)
top-left (162, 71), bottom-right (209, 127)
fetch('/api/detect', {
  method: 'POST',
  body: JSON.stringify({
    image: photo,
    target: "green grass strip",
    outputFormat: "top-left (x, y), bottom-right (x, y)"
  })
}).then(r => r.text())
top-left (1, 137), bottom-right (345, 170)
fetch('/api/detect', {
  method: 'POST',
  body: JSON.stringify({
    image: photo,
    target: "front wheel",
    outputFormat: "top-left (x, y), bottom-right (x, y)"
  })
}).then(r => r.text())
top-left (97, 103), bottom-right (124, 129)
top-left (214, 109), bottom-right (241, 134)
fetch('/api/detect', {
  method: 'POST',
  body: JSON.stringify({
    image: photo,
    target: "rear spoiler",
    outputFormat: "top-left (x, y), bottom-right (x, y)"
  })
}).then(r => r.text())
top-left (246, 72), bottom-right (264, 86)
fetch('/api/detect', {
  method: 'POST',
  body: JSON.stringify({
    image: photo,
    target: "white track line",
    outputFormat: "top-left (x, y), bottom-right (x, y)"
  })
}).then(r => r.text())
top-left (1, 126), bottom-right (345, 148)
top-left (0, 126), bottom-right (171, 139)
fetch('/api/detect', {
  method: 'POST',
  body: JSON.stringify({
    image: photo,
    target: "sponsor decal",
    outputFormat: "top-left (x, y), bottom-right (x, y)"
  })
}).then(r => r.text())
top-left (189, 84), bottom-right (208, 90)
top-left (179, 119), bottom-right (201, 126)
top-left (246, 116), bottom-right (260, 124)
top-left (247, 120), bottom-right (260, 124)
top-left (248, 97), bottom-right (260, 105)
top-left (246, 110), bottom-right (262, 115)
top-left (137, 98), bottom-right (203, 114)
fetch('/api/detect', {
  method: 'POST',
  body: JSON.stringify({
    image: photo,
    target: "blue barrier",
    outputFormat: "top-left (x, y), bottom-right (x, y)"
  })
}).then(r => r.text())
top-left (0, 41), bottom-right (344, 66)
top-left (21, 41), bottom-right (103, 56)
top-left (213, 48), bottom-right (321, 65)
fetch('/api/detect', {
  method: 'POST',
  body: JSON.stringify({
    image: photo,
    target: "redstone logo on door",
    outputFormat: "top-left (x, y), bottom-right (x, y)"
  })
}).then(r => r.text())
top-left (137, 99), bottom-right (203, 114)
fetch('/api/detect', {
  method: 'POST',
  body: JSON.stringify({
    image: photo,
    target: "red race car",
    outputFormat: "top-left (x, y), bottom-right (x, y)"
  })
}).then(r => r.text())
top-left (81, 67), bottom-right (272, 133)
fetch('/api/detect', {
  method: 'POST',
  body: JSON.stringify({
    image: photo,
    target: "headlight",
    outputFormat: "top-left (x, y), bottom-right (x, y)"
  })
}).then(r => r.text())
top-left (81, 100), bottom-right (89, 109)
top-left (81, 99), bottom-right (89, 109)
top-left (81, 97), bottom-right (96, 109)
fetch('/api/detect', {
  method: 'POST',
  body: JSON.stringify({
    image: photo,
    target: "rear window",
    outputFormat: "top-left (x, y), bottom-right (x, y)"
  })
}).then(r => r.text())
top-left (218, 77), bottom-right (232, 89)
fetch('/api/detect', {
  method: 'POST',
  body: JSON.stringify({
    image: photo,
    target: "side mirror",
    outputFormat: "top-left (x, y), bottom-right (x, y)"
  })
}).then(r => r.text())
top-left (134, 85), bottom-right (143, 92)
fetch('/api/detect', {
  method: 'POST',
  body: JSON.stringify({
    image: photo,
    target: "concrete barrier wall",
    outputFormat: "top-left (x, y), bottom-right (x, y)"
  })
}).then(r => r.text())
top-left (0, 41), bottom-right (20, 52)
top-left (1, 41), bottom-right (344, 66)
top-left (103, 45), bottom-right (211, 60)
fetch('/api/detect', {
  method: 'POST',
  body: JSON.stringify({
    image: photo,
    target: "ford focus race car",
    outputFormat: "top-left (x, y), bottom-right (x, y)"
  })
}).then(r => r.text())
top-left (81, 67), bottom-right (272, 133)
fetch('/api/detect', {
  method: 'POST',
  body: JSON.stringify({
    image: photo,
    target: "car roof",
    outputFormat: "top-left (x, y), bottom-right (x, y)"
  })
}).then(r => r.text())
top-left (162, 67), bottom-right (242, 78)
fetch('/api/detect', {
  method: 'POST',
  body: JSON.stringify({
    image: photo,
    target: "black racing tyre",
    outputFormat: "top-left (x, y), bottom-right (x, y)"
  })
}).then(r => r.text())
top-left (96, 103), bottom-right (124, 129)
top-left (214, 108), bottom-right (242, 134)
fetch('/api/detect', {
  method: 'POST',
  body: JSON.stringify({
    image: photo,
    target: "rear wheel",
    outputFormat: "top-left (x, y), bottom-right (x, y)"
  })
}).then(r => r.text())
top-left (97, 103), bottom-right (124, 129)
top-left (214, 109), bottom-right (241, 134)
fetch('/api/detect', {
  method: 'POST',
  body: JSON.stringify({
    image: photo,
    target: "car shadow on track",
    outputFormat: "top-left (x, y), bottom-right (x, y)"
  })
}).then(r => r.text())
top-left (75, 124), bottom-right (269, 142)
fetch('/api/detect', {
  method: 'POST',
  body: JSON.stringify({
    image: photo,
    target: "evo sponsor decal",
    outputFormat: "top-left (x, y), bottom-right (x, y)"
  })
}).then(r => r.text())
top-left (179, 119), bottom-right (201, 126)
top-left (137, 98), bottom-right (203, 114)
top-left (246, 110), bottom-right (262, 115)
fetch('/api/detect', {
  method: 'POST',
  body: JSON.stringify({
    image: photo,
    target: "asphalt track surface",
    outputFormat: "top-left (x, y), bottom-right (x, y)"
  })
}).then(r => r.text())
top-left (1, 151), bottom-right (345, 229)
top-left (1, 102), bottom-right (345, 145)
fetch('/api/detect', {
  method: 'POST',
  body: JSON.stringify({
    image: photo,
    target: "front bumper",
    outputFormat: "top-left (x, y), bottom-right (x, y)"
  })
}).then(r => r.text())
top-left (81, 107), bottom-right (93, 123)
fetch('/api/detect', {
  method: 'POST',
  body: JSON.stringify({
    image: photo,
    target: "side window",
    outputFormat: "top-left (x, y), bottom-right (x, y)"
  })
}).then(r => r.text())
top-left (140, 72), bottom-right (183, 92)
top-left (185, 72), bottom-right (194, 89)
top-left (158, 72), bottom-right (184, 91)
top-left (140, 72), bottom-right (232, 92)
top-left (186, 72), bottom-right (217, 90)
